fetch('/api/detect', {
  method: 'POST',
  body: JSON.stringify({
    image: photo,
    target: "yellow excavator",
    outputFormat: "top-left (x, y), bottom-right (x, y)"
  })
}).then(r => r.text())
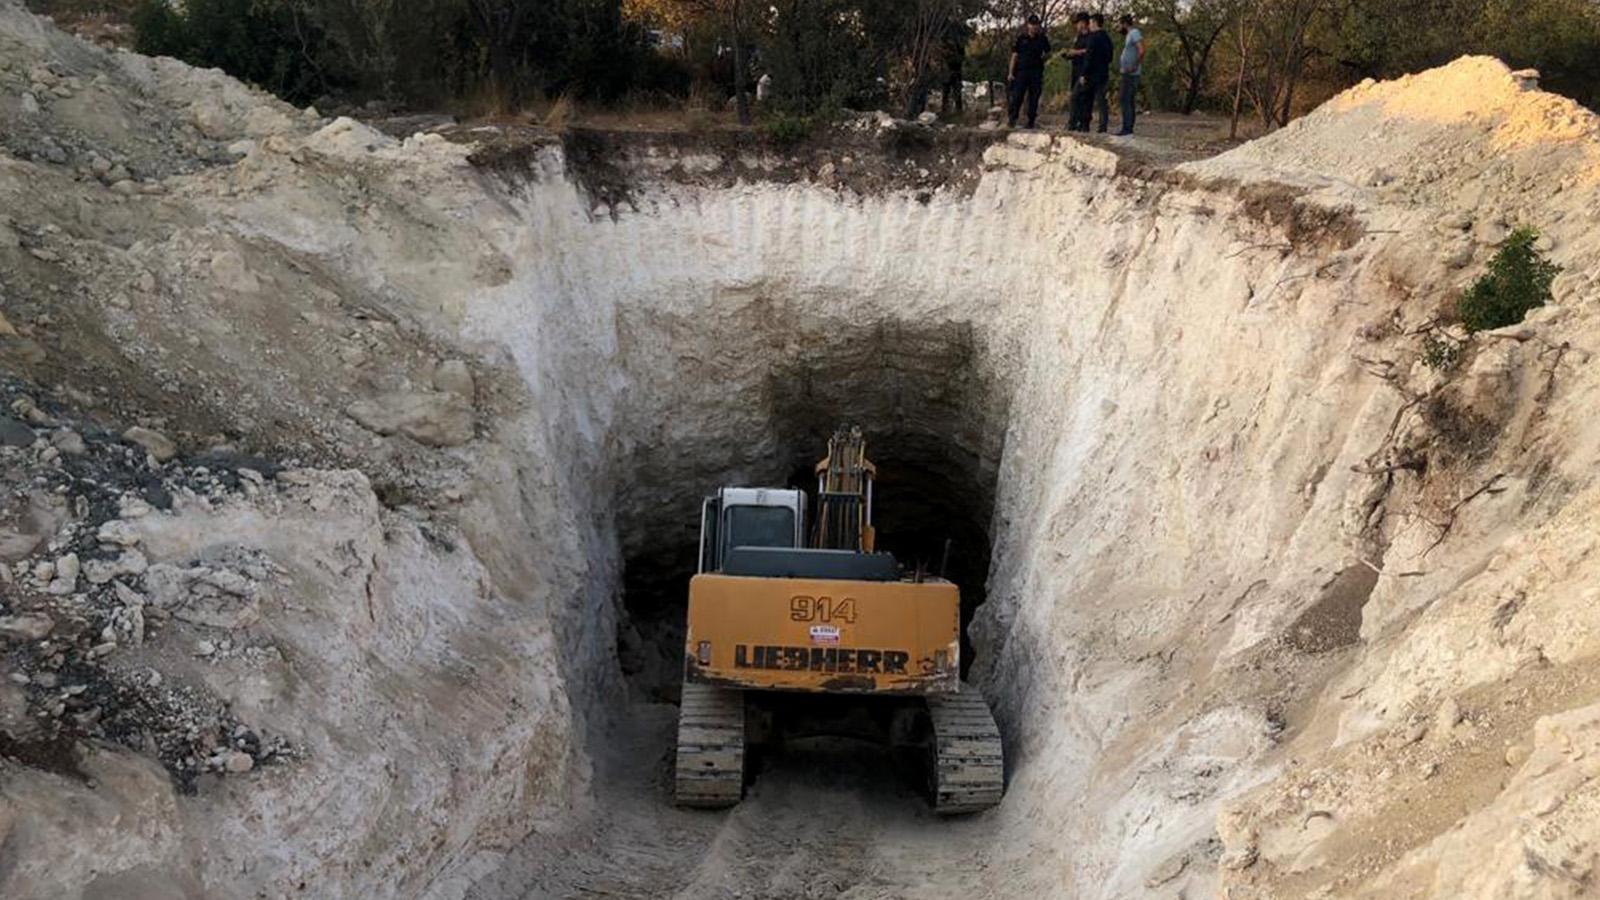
top-left (674, 427), bottom-right (1004, 814)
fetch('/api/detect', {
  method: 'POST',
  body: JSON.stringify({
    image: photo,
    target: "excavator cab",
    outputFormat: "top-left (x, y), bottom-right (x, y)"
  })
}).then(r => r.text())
top-left (697, 488), bottom-right (807, 573)
top-left (674, 427), bottom-right (1005, 814)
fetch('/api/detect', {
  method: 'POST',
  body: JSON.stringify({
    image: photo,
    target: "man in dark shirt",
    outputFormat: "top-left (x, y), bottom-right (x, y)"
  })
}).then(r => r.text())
top-left (940, 21), bottom-right (971, 114)
top-left (1085, 14), bottom-right (1115, 133)
top-left (1075, 14), bottom-right (1113, 132)
top-left (1064, 13), bottom-right (1092, 130)
top-left (1006, 15), bottom-right (1050, 129)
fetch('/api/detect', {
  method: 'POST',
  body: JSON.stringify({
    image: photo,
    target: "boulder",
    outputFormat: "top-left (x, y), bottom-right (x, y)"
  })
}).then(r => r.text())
top-left (431, 360), bottom-right (475, 399)
top-left (0, 613), bottom-right (54, 641)
top-left (347, 391), bottom-right (473, 447)
top-left (0, 417), bottom-right (36, 448)
top-left (123, 426), bottom-right (176, 461)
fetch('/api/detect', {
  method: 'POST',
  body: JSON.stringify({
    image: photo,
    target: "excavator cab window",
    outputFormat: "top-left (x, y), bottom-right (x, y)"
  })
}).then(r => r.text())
top-left (722, 506), bottom-right (797, 558)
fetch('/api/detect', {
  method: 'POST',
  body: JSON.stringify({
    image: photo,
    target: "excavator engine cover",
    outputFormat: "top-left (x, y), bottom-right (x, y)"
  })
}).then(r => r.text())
top-left (684, 572), bottom-right (960, 694)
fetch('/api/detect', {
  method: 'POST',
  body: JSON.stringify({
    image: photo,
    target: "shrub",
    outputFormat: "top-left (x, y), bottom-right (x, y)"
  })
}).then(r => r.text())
top-left (131, 0), bottom-right (188, 59)
top-left (131, 0), bottom-right (332, 103)
top-left (762, 111), bottom-right (814, 147)
top-left (1457, 227), bottom-right (1559, 333)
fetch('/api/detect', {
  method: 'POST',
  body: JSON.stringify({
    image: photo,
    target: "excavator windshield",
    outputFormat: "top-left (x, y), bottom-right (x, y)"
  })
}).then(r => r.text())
top-left (722, 505), bottom-right (796, 556)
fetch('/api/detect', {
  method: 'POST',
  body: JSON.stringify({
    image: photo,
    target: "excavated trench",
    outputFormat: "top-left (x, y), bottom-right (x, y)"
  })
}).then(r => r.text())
top-left (459, 127), bottom-right (1412, 900)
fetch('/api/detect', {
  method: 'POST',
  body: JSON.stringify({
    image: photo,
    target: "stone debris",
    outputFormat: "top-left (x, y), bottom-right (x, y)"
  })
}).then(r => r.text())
top-left (97, 519), bottom-right (143, 546)
top-left (145, 561), bottom-right (262, 629)
top-left (1433, 696), bottom-right (1463, 739)
top-left (84, 549), bottom-right (149, 584)
top-left (0, 374), bottom-right (292, 811)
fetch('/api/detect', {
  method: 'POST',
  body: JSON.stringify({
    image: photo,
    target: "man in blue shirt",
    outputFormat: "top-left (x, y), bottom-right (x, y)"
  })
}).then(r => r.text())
top-left (1116, 15), bottom-right (1146, 136)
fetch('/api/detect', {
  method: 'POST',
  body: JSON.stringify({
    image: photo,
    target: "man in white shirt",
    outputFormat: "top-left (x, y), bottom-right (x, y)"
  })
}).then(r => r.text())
top-left (1115, 15), bottom-right (1146, 136)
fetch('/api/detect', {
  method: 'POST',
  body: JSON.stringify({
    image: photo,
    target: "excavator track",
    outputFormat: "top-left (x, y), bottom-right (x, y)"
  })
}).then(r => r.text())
top-left (926, 686), bottom-right (1005, 814)
top-left (674, 682), bottom-right (745, 808)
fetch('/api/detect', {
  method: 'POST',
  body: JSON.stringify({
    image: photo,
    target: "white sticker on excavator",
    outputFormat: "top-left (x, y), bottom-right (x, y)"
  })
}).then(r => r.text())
top-left (808, 624), bottom-right (840, 645)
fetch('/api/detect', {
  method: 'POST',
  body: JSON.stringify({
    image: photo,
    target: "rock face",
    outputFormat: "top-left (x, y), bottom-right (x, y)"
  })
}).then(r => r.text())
top-left (4, 2), bottom-right (1600, 897)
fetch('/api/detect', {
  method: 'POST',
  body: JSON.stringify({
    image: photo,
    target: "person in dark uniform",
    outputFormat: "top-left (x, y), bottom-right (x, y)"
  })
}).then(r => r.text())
top-left (1085, 13), bottom-right (1114, 132)
top-left (941, 21), bottom-right (972, 114)
top-left (1006, 15), bottom-right (1050, 129)
top-left (1064, 13), bottom-right (1091, 131)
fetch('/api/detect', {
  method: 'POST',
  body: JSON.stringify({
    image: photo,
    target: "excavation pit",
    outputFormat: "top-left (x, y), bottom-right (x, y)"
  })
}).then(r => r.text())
top-left (7, 35), bottom-right (1594, 899)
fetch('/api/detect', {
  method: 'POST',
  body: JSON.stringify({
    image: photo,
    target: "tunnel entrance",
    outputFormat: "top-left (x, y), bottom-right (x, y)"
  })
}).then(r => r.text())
top-left (609, 315), bottom-right (1008, 701)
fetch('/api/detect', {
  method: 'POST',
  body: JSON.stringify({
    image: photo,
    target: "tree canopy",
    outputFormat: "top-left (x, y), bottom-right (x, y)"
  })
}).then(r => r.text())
top-left (130, 0), bottom-right (1600, 117)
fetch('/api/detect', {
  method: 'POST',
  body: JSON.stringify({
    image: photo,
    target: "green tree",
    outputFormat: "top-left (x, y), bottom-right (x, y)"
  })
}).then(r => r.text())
top-left (1136, 0), bottom-right (1238, 113)
top-left (1457, 228), bottom-right (1559, 333)
top-left (760, 0), bottom-right (872, 115)
top-left (132, 0), bottom-right (331, 102)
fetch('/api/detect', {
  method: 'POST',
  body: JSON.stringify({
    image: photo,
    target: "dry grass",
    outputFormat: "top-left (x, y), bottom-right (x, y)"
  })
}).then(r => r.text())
top-left (542, 94), bottom-right (575, 130)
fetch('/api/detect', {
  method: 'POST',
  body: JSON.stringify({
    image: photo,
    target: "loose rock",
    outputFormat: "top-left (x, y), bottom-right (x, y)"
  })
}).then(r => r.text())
top-left (346, 391), bottom-right (473, 447)
top-left (49, 429), bottom-right (85, 455)
top-left (0, 417), bottom-right (36, 448)
top-left (123, 426), bottom-right (177, 461)
top-left (0, 613), bottom-right (55, 641)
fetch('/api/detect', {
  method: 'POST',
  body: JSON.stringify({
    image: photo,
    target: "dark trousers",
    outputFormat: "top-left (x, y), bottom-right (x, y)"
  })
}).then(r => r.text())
top-left (942, 72), bottom-right (964, 113)
top-left (1007, 75), bottom-right (1042, 127)
top-left (1119, 73), bottom-right (1140, 133)
top-left (1068, 77), bottom-right (1108, 131)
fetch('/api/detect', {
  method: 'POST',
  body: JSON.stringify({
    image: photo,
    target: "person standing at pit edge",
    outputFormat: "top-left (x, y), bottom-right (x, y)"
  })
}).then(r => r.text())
top-left (1115, 14), bottom-right (1146, 135)
top-left (1064, 12), bottom-right (1092, 131)
top-left (1084, 14), bottom-right (1115, 133)
top-left (1007, 15), bottom-right (1051, 129)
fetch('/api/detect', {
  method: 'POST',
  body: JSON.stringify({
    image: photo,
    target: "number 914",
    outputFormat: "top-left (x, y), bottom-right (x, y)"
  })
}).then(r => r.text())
top-left (789, 595), bottom-right (858, 624)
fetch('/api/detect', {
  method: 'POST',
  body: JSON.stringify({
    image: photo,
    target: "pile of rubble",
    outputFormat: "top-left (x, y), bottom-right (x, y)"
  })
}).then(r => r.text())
top-left (0, 377), bottom-right (297, 789)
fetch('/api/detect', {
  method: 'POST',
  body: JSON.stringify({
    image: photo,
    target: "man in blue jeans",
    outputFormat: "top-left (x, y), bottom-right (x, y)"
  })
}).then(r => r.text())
top-left (1116, 15), bottom-right (1146, 136)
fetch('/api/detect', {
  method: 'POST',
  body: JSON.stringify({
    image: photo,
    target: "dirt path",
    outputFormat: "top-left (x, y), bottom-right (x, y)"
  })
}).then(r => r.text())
top-left (469, 705), bottom-right (999, 900)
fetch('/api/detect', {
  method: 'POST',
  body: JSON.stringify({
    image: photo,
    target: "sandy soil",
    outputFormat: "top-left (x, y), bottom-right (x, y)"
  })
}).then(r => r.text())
top-left (469, 708), bottom-right (997, 900)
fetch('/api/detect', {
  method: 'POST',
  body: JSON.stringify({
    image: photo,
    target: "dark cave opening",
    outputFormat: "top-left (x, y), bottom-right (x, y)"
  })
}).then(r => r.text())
top-left (611, 317), bottom-right (1007, 701)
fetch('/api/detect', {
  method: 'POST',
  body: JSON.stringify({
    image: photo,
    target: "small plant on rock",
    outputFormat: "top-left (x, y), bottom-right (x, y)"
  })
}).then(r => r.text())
top-left (1420, 333), bottom-right (1462, 372)
top-left (1456, 227), bottom-right (1559, 333)
top-left (763, 111), bottom-right (815, 147)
